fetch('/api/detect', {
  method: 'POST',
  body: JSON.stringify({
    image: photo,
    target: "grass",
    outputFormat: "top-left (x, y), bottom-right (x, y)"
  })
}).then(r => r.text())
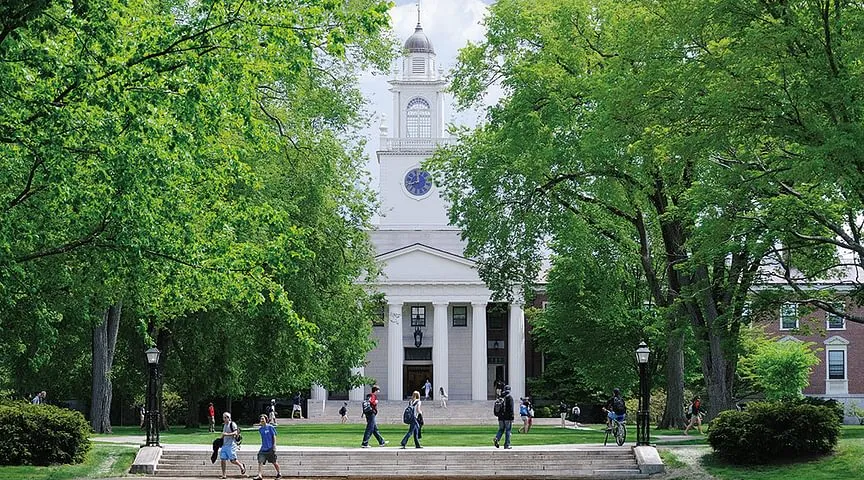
top-left (701, 439), bottom-right (864, 480)
top-left (94, 423), bottom-right (615, 447)
top-left (0, 444), bottom-right (136, 480)
top-left (658, 449), bottom-right (686, 469)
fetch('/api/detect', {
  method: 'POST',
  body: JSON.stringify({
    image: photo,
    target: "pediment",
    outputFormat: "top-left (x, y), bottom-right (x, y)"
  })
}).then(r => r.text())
top-left (376, 243), bottom-right (481, 284)
top-left (824, 335), bottom-right (850, 346)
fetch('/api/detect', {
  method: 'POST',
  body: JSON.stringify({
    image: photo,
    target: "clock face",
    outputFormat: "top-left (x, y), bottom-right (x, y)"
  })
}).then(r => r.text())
top-left (404, 168), bottom-right (433, 197)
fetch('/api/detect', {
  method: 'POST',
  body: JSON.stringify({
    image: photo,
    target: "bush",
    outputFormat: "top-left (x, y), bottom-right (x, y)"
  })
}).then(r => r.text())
top-left (708, 401), bottom-right (839, 464)
top-left (0, 401), bottom-right (91, 465)
top-left (798, 397), bottom-right (844, 424)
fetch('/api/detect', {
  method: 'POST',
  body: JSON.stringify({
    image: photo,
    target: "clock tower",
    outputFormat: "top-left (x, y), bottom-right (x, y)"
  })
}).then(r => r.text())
top-left (376, 10), bottom-right (450, 229)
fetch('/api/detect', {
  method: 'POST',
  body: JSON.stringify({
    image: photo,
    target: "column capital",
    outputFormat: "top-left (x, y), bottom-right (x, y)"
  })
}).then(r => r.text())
top-left (432, 300), bottom-right (449, 307)
top-left (471, 300), bottom-right (488, 307)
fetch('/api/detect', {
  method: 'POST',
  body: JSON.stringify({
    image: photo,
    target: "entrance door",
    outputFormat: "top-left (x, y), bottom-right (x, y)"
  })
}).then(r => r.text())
top-left (404, 365), bottom-right (432, 400)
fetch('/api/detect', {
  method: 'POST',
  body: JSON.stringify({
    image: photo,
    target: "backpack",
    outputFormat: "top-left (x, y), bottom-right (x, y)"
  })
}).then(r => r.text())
top-left (402, 402), bottom-right (416, 424)
top-left (611, 396), bottom-right (626, 414)
top-left (339, 406), bottom-right (347, 416)
top-left (230, 421), bottom-right (243, 445)
top-left (572, 406), bottom-right (581, 417)
top-left (493, 397), bottom-right (506, 417)
top-left (361, 400), bottom-right (373, 416)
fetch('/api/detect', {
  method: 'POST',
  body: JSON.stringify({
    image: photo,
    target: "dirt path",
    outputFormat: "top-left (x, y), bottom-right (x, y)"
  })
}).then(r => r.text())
top-left (657, 445), bottom-right (717, 480)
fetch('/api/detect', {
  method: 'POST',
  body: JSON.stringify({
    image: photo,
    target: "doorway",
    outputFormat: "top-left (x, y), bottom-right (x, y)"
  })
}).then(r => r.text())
top-left (404, 365), bottom-right (433, 400)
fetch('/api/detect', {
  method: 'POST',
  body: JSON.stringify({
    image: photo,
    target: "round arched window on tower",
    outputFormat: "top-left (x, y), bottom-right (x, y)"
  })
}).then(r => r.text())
top-left (406, 97), bottom-right (431, 138)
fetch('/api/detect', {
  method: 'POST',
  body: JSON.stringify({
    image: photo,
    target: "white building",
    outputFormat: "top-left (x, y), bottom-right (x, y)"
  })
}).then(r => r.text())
top-left (310, 16), bottom-right (528, 406)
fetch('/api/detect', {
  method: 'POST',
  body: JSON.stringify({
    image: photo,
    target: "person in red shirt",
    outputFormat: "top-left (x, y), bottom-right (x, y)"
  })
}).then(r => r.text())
top-left (361, 385), bottom-right (388, 447)
top-left (208, 403), bottom-right (216, 433)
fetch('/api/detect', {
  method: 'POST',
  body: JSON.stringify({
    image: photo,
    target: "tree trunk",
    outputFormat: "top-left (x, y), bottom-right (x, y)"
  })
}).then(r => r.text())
top-left (91, 302), bottom-right (122, 433)
top-left (703, 329), bottom-right (735, 418)
top-left (156, 328), bottom-right (172, 431)
top-left (185, 387), bottom-right (201, 429)
top-left (660, 324), bottom-right (686, 429)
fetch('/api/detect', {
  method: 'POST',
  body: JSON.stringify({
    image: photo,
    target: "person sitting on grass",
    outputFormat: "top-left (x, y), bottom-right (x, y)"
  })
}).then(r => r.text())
top-left (253, 414), bottom-right (281, 480)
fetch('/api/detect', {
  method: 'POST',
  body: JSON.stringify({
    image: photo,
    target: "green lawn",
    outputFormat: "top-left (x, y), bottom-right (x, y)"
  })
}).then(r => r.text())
top-left (95, 423), bottom-right (614, 447)
top-left (0, 444), bottom-right (136, 480)
top-left (702, 440), bottom-right (864, 480)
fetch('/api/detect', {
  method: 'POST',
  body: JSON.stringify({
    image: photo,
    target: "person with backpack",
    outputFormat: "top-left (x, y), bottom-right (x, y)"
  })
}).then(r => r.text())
top-left (603, 388), bottom-right (627, 431)
top-left (339, 402), bottom-right (349, 424)
top-left (399, 391), bottom-right (423, 449)
top-left (683, 395), bottom-right (703, 435)
top-left (360, 386), bottom-right (388, 448)
top-left (571, 404), bottom-right (582, 427)
top-left (252, 414), bottom-right (281, 480)
top-left (559, 401), bottom-right (568, 428)
top-left (518, 398), bottom-right (530, 433)
top-left (493, 384), bottom-right (514, 449)
top-left (218, 412), bottom-right (246, 479)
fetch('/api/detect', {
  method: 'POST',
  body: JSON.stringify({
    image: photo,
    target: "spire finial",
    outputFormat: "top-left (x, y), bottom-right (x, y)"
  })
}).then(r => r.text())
top-left (416, 1), bottom-right (421, 26)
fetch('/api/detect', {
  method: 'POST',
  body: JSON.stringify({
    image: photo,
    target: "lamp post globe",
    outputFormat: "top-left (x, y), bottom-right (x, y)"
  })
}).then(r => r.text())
top-left (144, 347), bottom-right (161, 447)
top-left (635, 341), bottom-right (651, 446)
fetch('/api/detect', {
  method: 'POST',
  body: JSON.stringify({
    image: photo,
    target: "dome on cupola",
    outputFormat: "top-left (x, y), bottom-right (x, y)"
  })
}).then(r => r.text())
top-left (404, 24), bottom-right (435, 54)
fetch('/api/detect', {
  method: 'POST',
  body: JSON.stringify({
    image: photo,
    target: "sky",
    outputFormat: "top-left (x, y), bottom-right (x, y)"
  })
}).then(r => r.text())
top-left (358, 0), bottom-right (497, 191)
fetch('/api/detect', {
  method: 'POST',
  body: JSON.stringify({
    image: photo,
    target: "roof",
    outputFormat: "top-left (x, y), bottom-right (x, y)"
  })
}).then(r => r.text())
top-left (404, 24), bottom-right (435, 54)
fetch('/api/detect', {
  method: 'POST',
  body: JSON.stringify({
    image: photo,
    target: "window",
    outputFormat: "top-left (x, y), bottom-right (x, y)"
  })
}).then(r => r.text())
top-left (452, 306), bottom-right (467, 327)
top-left (411, 306), bottom-right (426, 327)
top-left (780, 303), bottom-right (798, 330)
top-left (828, 350), bottom-right (845, 380)
top-left (827, 305), bottom-right (846, 330)
top-left (406, 97), bottom-right (431, 138)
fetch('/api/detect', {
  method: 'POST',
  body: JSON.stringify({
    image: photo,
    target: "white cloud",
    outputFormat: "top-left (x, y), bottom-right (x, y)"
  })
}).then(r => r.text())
top-left (358, 0), bottom-right (497, 198)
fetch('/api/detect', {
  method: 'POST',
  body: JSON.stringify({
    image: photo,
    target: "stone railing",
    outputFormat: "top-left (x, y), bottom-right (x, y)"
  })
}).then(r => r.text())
top-left (380, 137), bottom-right (454, 152)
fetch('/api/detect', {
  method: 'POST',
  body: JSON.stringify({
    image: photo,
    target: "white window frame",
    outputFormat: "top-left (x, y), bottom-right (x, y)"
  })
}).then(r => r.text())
top-left (824, 336), bottom-right (849, 395)
top-left (406, 97), bottom-right (431, 138)
top-left (780, 302), bottom-right (798, 330)
top-left (411, 305), bottom-right (426, 327)
top-left (826, 303), bottom-right (846, 330)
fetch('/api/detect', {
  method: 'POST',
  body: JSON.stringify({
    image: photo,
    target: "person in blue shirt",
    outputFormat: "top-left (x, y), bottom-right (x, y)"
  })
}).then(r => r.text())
top-left (253, 414), bottom-right (281, 480)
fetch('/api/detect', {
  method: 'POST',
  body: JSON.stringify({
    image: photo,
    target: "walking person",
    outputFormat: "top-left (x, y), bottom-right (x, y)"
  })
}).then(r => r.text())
top-left (423, 378), bottom-right (432, 401)
top-left (571, 404), bottom-right (582, 427)
top-left (518, 399), bottom-right (530, 433)
top-left (339, 402), bottom-right (349, 424)
top-left (559, 401), bottom-right (568, 428)
top-left (360, 386), bottom-right (388, 448)
top-left (439, 386), bottom-right (448, 409)
top-left (218, 412), bottom-right (246, 479)
top-left (291, 393), bottom-right (302, 419)
top-left (526, 399), bottom-right (534, 433)
top-left (400, 391), bottom-right (423, 449)
top-left (683, 395), bottom-right (704, 435)
top-left (268, 399), bottom-right (278, 425)
top-left (31, 390), bottom-right (46, 404)
top-left (493, 385), bottom-right (514, 449)
top-left (252, 414), bottom-right (281, 480)
top-left (208, 403), bottom-right (216, 433)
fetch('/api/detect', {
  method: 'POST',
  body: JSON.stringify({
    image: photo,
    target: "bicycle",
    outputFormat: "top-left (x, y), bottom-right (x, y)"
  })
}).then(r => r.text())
top-left (603, 409), bottom-right (627, 446)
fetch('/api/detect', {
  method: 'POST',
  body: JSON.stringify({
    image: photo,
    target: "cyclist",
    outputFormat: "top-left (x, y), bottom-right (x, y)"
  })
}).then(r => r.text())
top-left (603, 388), bottom-right (627, 431)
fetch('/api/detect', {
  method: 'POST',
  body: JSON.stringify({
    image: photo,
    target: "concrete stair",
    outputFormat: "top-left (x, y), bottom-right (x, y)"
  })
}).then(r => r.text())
top-left (152, 447), bottom-right (650, 479)
top-left (305, 400), bottom-right (499, 425)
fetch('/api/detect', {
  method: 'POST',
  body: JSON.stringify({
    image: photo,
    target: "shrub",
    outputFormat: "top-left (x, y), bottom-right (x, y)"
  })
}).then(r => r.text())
top-left (798, 397), bottom-right (844, 424)
top-left (0, 401), bottom-right (91, 465)
top-left (708, 401), bottom-right (839, 464)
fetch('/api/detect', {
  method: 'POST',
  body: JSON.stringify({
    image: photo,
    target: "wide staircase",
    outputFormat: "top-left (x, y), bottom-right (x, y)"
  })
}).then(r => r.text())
top-left (305, 400), bottom-right (499, 425)
top-left (153, 446), bottom-right (650, 479)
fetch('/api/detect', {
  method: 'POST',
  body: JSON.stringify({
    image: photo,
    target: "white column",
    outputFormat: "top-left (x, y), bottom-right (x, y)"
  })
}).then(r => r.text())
top-left (432, 302), bottom-right (449, 401)
top-left (310, 384), bottom-right (327, 401)
top-left (472, 302), bottom-right (488, 401)
top-left (349, 367), bottom-right (365, 402)
top-left (508, 301), bottom-right (526, 403)
top-left (387, 302), bottom-right (404, 401)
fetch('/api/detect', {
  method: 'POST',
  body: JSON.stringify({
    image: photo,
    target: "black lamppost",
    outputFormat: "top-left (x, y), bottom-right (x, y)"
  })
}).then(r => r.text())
top-left (144, 347), bottom-right (161, 447)
top-left (635, 341), bottom-right (651, 446)
top-left (413, 326), bottom-right (424, 348)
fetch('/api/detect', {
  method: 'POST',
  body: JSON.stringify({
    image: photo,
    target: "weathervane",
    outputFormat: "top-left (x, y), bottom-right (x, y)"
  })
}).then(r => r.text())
top-left (416, 0), bottom-right (421, 26)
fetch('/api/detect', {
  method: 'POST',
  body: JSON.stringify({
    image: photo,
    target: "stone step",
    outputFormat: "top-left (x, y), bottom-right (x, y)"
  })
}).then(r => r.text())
top-left (153, 447), bottom-right (647, 479)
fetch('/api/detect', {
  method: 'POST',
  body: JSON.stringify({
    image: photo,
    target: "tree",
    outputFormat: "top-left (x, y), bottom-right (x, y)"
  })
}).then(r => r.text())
top-left (429, 0), bottom-right (778, 424)
top-left (738, 330), bottom-right (819, 402)
top-left (0, 0), bottom-right (393, 430)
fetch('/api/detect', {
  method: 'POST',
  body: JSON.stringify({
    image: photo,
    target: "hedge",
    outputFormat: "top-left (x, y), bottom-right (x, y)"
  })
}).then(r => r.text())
top-left (707, 400), bottom-right (839, 464)
top-left (0, 401), bottom-right (92, 466)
